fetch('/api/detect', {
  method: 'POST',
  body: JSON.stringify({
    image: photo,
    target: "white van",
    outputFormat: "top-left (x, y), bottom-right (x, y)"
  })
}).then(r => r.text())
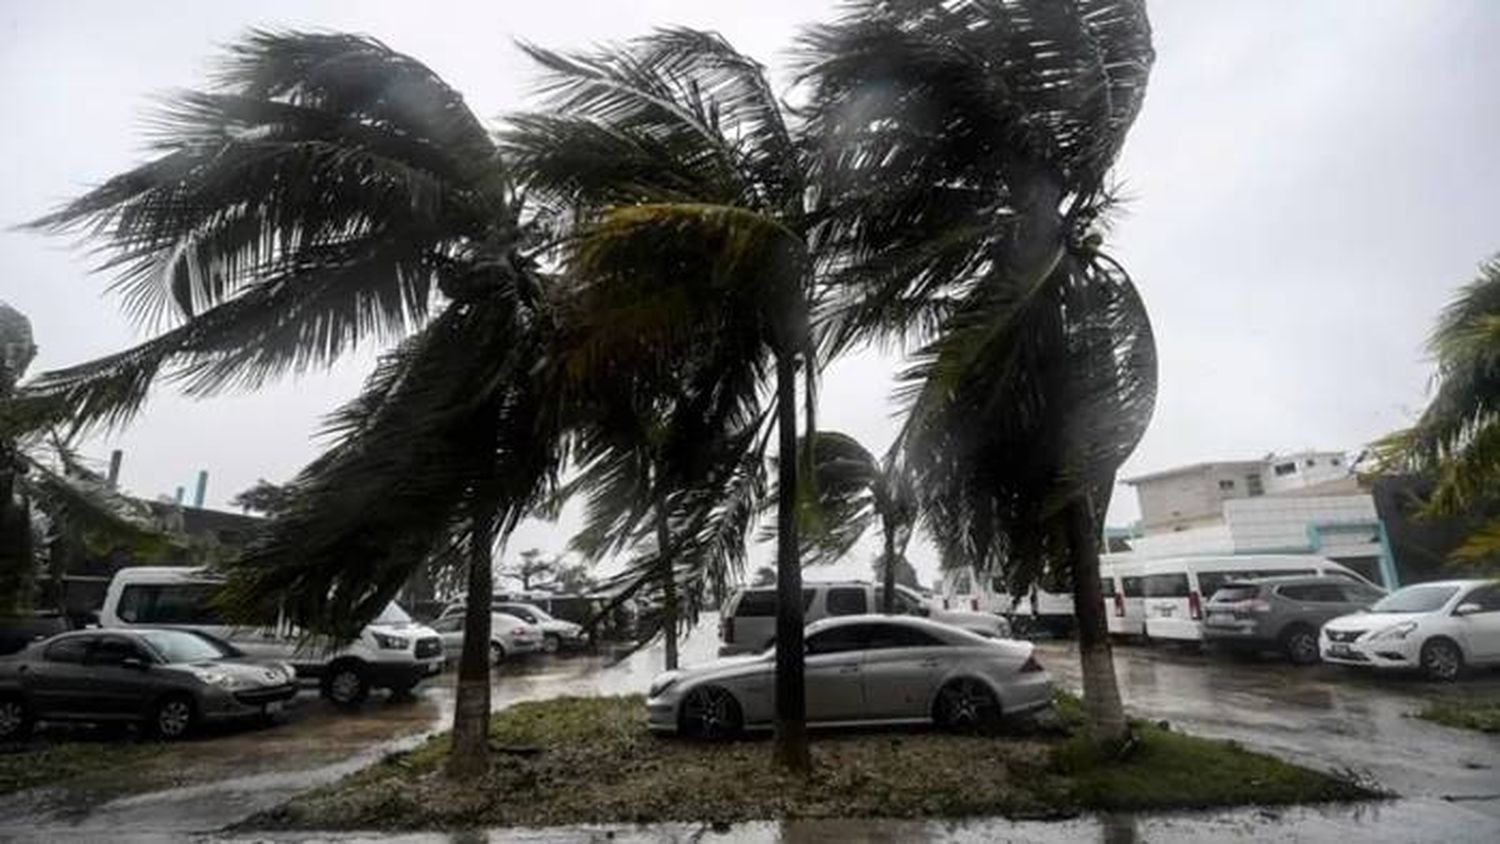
top-left (100, 567), bottom-right (444, 706)
top-left (1139, 555), bottom-right (1372, 642)
top-left (1100, 560), bottom-right (1146, 638)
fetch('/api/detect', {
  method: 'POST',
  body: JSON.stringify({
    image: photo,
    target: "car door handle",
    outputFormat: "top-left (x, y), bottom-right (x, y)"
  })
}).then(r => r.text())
top-left (839, 665), bottom-right (861, 674)
top-left (920, 659), bottom-right (941, 668)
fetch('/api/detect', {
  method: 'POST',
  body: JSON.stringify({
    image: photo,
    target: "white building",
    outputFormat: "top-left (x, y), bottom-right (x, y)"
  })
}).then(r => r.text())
top-left (1120, 451), bottom-right (1397, 588)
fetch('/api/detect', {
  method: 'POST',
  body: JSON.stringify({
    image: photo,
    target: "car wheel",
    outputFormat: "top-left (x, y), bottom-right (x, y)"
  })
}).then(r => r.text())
top-left (489, 641), bottom-right (505, 665)
top-left (542, 634), bottom-right (561, 654)
top-left (0, 697), bottom-right (32, 741)
top-left (151, 694), bottom-right (196, 740)
top-left (1282, 627), bottom-right (1321, 666)
top-left (322, 662), bottom-right (370, 707)
top-left (935, 678), bottom-right (1002, 732)
top-left (1420, 638), bottom-right (1464, 682)
top-left (678, 686), bottom-right (743, 741)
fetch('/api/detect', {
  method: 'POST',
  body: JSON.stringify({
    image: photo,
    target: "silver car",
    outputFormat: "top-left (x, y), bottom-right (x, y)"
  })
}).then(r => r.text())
top-left (429, 613), bottom-right (543, 664)
top-left (648, 615), bottom-right (1052, 738)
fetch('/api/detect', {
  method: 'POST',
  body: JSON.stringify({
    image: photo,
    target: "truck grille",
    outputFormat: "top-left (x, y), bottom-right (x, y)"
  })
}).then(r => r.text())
top-left (415, 637), bottom-right (443, 659)
top-left (1326, 630), bottom-right (1364, 644)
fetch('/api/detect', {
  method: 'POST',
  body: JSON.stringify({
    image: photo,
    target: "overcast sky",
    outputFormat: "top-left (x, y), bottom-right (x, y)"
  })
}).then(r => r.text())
top-left (2, 1), bottom-right (1496, 587)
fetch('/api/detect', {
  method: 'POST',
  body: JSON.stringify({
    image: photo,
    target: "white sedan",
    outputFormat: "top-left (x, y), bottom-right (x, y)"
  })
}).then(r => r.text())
top-left (1321, 579), bottom-right (1500, 680)
top-left (647, 615), bottom-right (1052, 738)
top-left (429, 612), bottom-right (543, 664)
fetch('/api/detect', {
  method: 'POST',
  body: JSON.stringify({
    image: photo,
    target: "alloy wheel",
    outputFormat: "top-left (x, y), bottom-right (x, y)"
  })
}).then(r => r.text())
top-left (680, 687), bottom-right (741, 740)
top-left (0, 700), bottom-right (26, 739)
top-left (1286, 630), bottom-right (1320, 665)
top-left (938, 678), bottom-right (1000, 730)
top-left (1422, 640), bottom-right (1461, 681)
top-left (330, 670), bottom-right (363, 703)
top-left (157, 699), bottom-right (193, 738)
top-left (490, 641), bottom-right (505, 665)
top-left (542, 635), bottom-right (560, 654)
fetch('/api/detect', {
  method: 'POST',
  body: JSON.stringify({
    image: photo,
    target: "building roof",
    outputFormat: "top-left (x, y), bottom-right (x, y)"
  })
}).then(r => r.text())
top-left (1121, 460), bottom-right (1263, 485)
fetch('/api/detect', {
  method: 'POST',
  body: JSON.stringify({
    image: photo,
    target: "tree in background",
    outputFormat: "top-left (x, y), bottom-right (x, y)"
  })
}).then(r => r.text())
top-left (874, 554), bottom-right (920, 591)
top-left (507, 548), bottom-right (557, 592)
top-left (1378, 256), bottom-right (1500, 572)
top-left (801, 0), bottom-right (1157, 749)
top-left (230, 479), bottom-right (292, 515)
top-left (551, 561), bottom-right (598, 595)
top-left (751, 566), bottom-right (776, 587)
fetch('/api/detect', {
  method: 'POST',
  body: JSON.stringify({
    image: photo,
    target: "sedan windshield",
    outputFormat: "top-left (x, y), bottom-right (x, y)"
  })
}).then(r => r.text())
top-left (374, 603), bottom-right (413, 624)
top-left (140, 630), bottom-right (232, 663)
top-left (1371, 585), bottom-right (1459, 614)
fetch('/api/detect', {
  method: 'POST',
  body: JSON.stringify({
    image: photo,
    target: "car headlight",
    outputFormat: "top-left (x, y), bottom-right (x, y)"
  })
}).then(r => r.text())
top-left (373, 632), bottom-right (411, 650)
top-left (1371, 621), bottom-right (1418, 641)
top-left (648, 674), bottom-right (679, 698)
top-left (200, 670), bottom-right (245, 690)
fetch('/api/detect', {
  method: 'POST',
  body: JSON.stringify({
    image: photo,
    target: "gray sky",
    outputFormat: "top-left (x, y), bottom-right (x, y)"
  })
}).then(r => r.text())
top-left (2, 1), bottom-right (1496, 586)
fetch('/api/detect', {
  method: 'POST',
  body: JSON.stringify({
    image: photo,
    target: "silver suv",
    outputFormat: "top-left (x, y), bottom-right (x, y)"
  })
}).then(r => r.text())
top-left (1202, 575), bottom-right (1386, 665)
top-left (718, 581), bottom-right (1010, 656)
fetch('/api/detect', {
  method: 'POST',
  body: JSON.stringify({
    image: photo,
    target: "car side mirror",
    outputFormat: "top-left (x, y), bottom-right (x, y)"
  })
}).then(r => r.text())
top-left (1454, 602), bottom-right (1482, 617)
top-left (121, 657), bottom-right (149, 671)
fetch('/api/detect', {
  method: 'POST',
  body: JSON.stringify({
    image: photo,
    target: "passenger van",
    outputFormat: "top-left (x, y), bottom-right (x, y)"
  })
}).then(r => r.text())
top-left (99, 567), bottom-right (444, 706)
top-left (1100, 560), bottom-right (1146, 638)
top-left (1138, 555), bottom-right (1372, 642)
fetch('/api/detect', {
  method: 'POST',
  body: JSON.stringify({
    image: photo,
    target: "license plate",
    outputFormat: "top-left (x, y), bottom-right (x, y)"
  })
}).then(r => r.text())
top-left (265, 701), bottom-right (284, 715)
top-left (1328, 643), bottom-right (1353, 657)
top-left (1153, 605), bottom-right (1175, 618)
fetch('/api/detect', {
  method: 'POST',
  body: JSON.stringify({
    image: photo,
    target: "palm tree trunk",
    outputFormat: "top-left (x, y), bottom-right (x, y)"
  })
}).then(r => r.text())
top-left (447, 517), bottom-right (495, 778)
top-left (772, 351), bottom-right (810, 772)
top-left (655, 498), bottom-right (679, 671)
top-left (881, 525), bottom-right (897, 614)
top-left (1065, 495), bottom-right (1127, 746)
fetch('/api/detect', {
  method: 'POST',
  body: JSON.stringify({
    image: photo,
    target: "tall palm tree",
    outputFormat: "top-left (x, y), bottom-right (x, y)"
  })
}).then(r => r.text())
top-left (1378, 256), bottom-right (1500, 570)
top-left (786, 430), bottom-right (915, 613)
top-left (799, 0), bottom-right (1157, 747)
top-left (505, 29), bottom-right (819, 770)
top-left (22, 31), bottom-right (564, 777)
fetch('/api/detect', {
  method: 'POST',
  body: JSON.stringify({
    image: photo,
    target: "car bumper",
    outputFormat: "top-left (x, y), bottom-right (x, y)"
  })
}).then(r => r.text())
top-left (646, 695), bottom-right (678, 733)
top-left (509, 638), bottom-right (543, 655)
top-left (1319, 635), bottom-right (1419, 669)
top-left (1201, 623), bottom-right (1273, 647)
top-left (1145, 618), bottom-right (1204, 641)
top-left (366, 659), bottom-right (444, 688)
top-left (1000, 671), bottom-right (1054, 716)
top-left (1107, 617), bottom-right (1145, 636)
top-left (199, 683), bottom-right (299, 721)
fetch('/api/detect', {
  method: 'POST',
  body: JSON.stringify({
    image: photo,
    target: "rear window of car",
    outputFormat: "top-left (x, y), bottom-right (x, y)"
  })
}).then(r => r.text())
top-left (116, 583), bottom-right (226, 625)
top-left (1121, 577), bottom-right (1144, 598)
top-left (1279, 583), bottom-right (1346, 602)
top-left (1143, 573), bottom-right (1189, 598)
top-left (826, 587), bottom-right (868, 616)
top-left (1100, 578), bottom-right (1117, 597)
top-left (1210, 585), bottom-right (1260, 603)
top-left (732, 589), bottom-right (815, 617)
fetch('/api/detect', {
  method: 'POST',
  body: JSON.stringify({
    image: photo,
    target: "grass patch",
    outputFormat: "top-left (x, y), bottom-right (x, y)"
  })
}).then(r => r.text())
top-left (249, 694), bottom-right (1377, 830)
top-left (1416, 699), bottom-right (1500, 734)
top-left (0, 738), bottom-right (164, 796)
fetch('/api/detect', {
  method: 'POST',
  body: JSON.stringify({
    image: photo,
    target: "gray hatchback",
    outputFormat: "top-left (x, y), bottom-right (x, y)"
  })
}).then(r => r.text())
top-left (1202, 575), bottom-right (1386, 664)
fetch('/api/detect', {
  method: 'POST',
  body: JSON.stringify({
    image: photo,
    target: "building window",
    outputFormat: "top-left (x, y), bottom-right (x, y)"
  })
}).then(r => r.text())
top-left (1274, 462), bottom-right (1297, 476)
top-left (1305, 458), bottom-right (1316, 467)
top-left (1330, 457), bottom-right (1341, 466)
top-left (1246, 474), bottom-right (1264, 496)
top-left (1218, 479), bottom-right (1236, 492)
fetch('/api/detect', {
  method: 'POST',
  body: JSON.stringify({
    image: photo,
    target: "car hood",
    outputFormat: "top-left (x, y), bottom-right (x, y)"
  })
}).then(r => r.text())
top-left (176, 658), bottom-right (295, 685)
top-left (654, 653), bottom-right (770, 687)
top-left (1325, 611), bottom-right (1427, 631)
top-left (368, 621), bottom-right (439, 639)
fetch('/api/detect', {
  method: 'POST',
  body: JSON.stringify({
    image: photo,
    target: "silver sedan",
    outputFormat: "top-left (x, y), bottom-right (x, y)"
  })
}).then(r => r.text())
top-left (647, 615), bottom-right (1052, 738)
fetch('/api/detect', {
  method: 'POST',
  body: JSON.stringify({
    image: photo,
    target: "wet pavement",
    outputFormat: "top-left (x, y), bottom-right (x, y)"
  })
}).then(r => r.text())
top-left (2, 620), bottom-right (1498, 841)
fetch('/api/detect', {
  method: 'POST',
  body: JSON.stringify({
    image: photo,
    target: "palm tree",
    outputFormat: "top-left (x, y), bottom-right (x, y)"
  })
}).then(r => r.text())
top-left (799, 0), bottom-right (1157, 747)
top-left (22, 32), bottom-right (565, 777)
top-left (505, 29), bottom-right (819, 770)
top-left (1378, 256), bottom-right (1500, 571)
top-left (786, 431), bottom-right (915, 613)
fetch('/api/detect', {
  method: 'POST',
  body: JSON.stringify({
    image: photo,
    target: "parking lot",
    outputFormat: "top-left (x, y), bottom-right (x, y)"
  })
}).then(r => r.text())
top-left (1, 619), bottom-right (1498, 838)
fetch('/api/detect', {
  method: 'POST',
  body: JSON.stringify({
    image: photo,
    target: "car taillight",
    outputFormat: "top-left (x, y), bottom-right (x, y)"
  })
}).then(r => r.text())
top-left (1113, 593), bottom-right (1125, 617)
top-left (1020, 656), bottom-right (1044, 673)
top-left (971, 598), bottom-right (979, 611)
top-left (1247, 599), bottom-right (1271, 614)
top-left (1188, 590), bottom-right (1203, 621)
top-left (513, 627), bottom-right (529, 636)
top-left (721, 615), bottom-right (734, 643)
